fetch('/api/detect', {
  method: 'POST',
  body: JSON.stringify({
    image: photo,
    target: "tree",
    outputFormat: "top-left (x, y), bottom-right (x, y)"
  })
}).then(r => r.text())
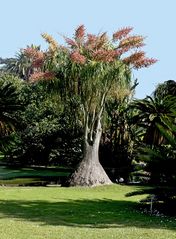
top-left (127, 119), bottom-right (176, 215)
top-left (3, 81), bottom-right (83, 168)
top-left (131, 95), bottom-right (176, 146)
top-left (2, 45), bottom-right (48, 82)
top-left (153, 80), bottom-right (176, 100)
top-left (0, 74), bottom-right (24, 152)
top-left (130, 81), bottom-right (176, 184)
top-left (30, 25), bottom-right (156, 186)
top-left (126, 80), bottom-right (176, 215)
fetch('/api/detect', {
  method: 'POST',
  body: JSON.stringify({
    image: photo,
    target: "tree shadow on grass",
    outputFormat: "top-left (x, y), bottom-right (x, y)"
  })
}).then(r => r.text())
top-left (0, 198), bottom-right (175, 230)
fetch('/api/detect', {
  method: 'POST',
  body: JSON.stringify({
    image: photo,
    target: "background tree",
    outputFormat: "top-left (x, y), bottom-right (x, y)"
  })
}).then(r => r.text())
top-left (153, 80), bottom-right (176, 100)
top-left (130, 80), bottom-right (176, 182)
top-left (4, 81), bottom-right (83, 168)
top-left (127, 118), bottom-right (176, 215)
top-left (131, 95), bottom-right (176, 146)
top-left (0, 74), bottom-right (24, 154)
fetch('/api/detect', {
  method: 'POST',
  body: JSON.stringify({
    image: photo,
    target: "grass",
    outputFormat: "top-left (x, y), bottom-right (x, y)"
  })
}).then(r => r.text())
top-left (0, 184), bottom-right (176, 239)
top-left (0, 166), bottom-right (71, 185)
top-left (0, 166), bottom-right (70, 179)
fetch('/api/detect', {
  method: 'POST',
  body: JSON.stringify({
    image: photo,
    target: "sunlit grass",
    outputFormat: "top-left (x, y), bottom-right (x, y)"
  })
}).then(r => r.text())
top-left (0, 184), bottom-right (176, 239)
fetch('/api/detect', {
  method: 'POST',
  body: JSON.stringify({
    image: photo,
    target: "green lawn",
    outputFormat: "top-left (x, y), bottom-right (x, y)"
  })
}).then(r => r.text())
top-left (0, 185), bottom-right (176, 239)
top-left (0, 166), bottom-right (71, 185)
top-left (0, 166), bottom-right (71, 179)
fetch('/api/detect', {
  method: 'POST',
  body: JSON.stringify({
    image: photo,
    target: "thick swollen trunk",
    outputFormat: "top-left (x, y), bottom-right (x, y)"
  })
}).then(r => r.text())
top-left (69, 142), bottom-right (112, 186)
top-left (68, 122), bottom-right (112, 186)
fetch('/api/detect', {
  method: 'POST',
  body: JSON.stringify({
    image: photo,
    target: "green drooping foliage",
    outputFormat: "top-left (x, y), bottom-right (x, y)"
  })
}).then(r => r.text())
top-left (0, 25), bottom-right (157, 187)
top-left (127, 80), bottom-right (176, 215)
top-left (99, 80), bottom-right (139, 182)
top-left (40, 26), bottom-right (156, 186)
top-left (131, 95), bottom-right (176, 146)
top-left (0, 74), bottom-right (24, 153)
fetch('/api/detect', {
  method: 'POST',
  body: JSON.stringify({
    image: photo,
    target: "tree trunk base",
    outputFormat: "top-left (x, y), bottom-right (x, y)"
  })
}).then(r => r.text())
top-left (68, 158), bottom-right (112, 187)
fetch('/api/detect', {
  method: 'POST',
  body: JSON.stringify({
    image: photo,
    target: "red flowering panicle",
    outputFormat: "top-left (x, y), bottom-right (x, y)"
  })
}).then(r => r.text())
top-left (123, 50), bottom-right (157, 69)
top-left (85, 34), bottom-right (98, 50)
top-left (23, 47), bottom-right (32, 55)
top-left (32, 51), bottom-right (45, 68)
top-left (92, 49), bottom-right (117, 62)
top-left (64, 25), bottom-right (157, 68)
top-left (123, 51), bottom-right (145, 64)
top-left (119, 36), bottom-right (145, 49)
top-left (32, 58), bottom-right (44, 68)
top-left (133, 58), bottom-right (158, 69)
top-left (24, 47), bottom-right (45, 68)
top-left (29, 71), bottom-right (55, 82)
top-left (70, 51), bottom-right (86, 64)
top-left (65, 38), bottom-right (78, 48)
top-left (96, 32), bottom-right (109, 50)
top-left (75, 25), bottom-right (85, 41)
top-left (113, 27), bottom-right (133, 41)
top-left (85, 33), bottom-right (108, 52)
top-left (24, 47), bottom-right (37, 58)
top-left (115, 47), bottom-right (131, 56)
top-left (86, 34), bottom-right (97, 46)
top-left (24, 47), bottom-right (44, 57)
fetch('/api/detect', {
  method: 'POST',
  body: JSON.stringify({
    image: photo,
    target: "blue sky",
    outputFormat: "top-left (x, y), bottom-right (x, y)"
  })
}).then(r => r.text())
top-left (1, 0), bottom-right (176, 98)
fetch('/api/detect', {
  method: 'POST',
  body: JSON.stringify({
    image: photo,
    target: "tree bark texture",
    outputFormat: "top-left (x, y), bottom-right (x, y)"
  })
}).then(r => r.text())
top-left (68, 121), bottom-right (112, 186)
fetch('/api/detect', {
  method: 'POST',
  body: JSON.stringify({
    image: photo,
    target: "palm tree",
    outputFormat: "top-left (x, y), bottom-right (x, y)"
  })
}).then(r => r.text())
top-left (126, 119), bottom-right (176, 215)
top-left (131, 95), bottom-right (176, 146)
top-left (0, 75), bottom-right (23, 151)
top-left (127, 83), bottom-right (176, 210)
